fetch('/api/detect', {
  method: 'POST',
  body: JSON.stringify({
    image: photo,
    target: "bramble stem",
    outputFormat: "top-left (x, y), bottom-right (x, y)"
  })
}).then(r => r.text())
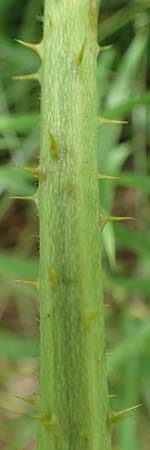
top-left (38, 1), bottom-right (111, 449)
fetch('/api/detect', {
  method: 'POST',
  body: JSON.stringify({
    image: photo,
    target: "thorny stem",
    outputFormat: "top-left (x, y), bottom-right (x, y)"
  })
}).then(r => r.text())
top-left (38, 1), bottom-right (111, 449)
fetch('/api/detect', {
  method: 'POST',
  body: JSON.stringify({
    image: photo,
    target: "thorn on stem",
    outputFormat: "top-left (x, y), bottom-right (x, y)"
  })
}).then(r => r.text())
top-left (97, 44), bottom-right (114, 56)
top-left (13, 71), bottom-right (41, 82)
top-left (15, 39), bottom-right (43, 59)
top-left (76, 39), bottom-right (86, 68)
top-left (48, 268), bottom-right (58, 288)
top-left (14, 164), bottom-right (43, 180)
top-left (24, 413), bottom-right (61, 440)
top-left (100, 117), bottom-right (128, 125)
top-left (100, 215), bottom-right (134, 231)
top-left (9, 195), bottom-right (34, 202)
top-left (49, 132), bottom-right (60, 160)
top-left (97, 174), bottom-right (118, 180)
top-left (48, 14), bottom-right (53, 27)
top-left (16, 396), bottom-right (37, 407)
top-left (109, 404), bottom-right (142, 427)
top-left (66, 178), bottom-right (74, 195)
top-left (14, 279), bottom-right (38, 289)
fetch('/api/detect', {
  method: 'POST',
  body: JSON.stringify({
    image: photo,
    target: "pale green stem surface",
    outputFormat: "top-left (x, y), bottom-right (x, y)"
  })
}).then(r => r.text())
top-left (38, 1), bottom-right (111, 449)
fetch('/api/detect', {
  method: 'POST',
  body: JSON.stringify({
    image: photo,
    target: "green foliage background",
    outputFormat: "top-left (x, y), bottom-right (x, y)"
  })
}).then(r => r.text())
top-left (0, 1), bottom-right (150, 449)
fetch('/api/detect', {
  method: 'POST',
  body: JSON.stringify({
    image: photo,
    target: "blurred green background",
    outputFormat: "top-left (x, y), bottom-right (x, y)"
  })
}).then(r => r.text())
top-left (0, 1), bottom-right (150, 449)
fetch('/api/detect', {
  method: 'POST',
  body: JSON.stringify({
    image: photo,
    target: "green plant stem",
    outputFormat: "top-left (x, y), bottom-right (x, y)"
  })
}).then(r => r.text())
top-left (38, 1), bottom-right (111, 449)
